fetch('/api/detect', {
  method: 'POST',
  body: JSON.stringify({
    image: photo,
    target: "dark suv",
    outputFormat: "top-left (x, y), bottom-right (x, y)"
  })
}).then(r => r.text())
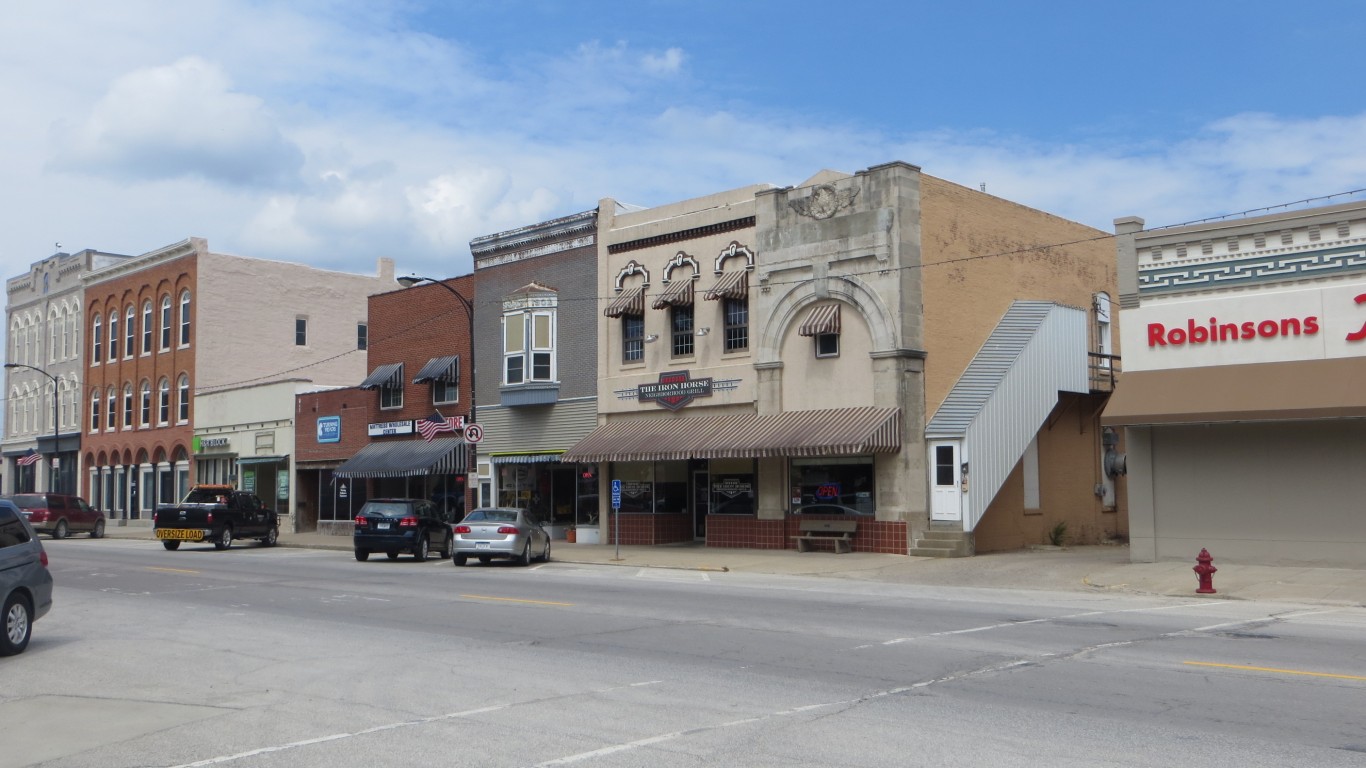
top-left (353, 498), bottom-right (453, 562)
top-left (0, 499), bottom-right (53, 655)
top-left (6, 494), bottom-right (106, 539)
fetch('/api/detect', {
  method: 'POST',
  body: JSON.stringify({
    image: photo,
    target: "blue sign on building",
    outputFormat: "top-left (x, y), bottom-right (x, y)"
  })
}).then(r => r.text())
top-left (317, 416), bottom-right (341, 444)
top-left (611, 478), bottom-right (622, 509)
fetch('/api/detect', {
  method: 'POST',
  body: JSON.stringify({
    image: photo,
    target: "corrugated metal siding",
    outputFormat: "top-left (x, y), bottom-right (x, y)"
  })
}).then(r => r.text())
top-left (926, 301), bottom-right (1088, 530)
top-left (476, 398), bottom-right (598, 455)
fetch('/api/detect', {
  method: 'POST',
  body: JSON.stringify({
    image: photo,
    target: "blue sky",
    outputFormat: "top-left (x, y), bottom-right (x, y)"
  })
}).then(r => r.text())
top-left (2, 0), bottom-right (1365, 282)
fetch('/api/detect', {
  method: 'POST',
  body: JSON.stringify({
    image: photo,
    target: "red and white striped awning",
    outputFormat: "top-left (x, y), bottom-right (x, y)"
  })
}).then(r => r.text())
top-left (603, 286), bottom-right (645, 318)
top-left (651, 279), bottom-right (694, 309)
top-left (798, 304), bottom-right (841, 336)
top-left (703, 270), bottom-right (748, 301)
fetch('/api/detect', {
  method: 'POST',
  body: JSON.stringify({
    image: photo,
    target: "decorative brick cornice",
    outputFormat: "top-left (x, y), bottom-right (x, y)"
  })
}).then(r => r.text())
top-left (608, 217), bottom-right (755, 255)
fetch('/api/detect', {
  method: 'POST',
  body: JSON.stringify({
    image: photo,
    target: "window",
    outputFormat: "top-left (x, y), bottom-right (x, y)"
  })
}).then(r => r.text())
top-left (671, 305), bottom-right (694, 357)
top-left (816, 333), bottom-right (839, 358)
top-left (357, 323), bottom-right (368, 350)
top-left (177, 375), bottom-right (190, 422)
top-left (160, 296), bottom-right (172, 350)
top-left (124, 305), bottom-right (135, 357)
top-left (122, 384), bottom-right (133, 428)
top-left (295, 316), bottom-right (308, 346)
top-left (179, 291), bottom-right (191, 346)
top-left (503, 312), bottom-right (525, 384)
top-left (792, 456), bottom-right (875, 515)
top-left (108, 311), bottom-right (118, 358)
top-left (92, 316), bottom-right (103, 363)
top-left (433, 365), bottom-right (458, 404)
top-left (90, 391), bottom-right (100, 432)
top-left (380, 365), bottom-right (403, 409)
top-left (141, 301), bottom-right (153, 354)
top-left (158, 378), bottom-right (170, 425)
top-left (622, 314), bottom-right (644, 363)
top-left (531, 312), bottom-right (553, 380)
top-left (106, 387), bottom-right (116, 430)
top-left (723, 297), bottom-right (748, 352)
top-left (140, 381), bottom-right (151, 426)
top-left (503, 310), bottom-right (554, 383)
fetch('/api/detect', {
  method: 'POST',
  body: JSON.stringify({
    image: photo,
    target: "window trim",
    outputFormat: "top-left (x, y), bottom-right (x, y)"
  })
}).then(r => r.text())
top-left (92, 315), bottom-right (103, 364)
top-left (815, 332), bottom-right (840, 358)
top-left (124, 305), bottom-right (135, 358)
top-left (670, 304), bottom-right (695, 358)
top-left (179, 291), bottom-right (191, 347)
top-left (295, 316), bottom-right (308, 346)
top-left (723, 296), bottom-right (749, 353)
top-left (622, 313), bottom-right (645, 364)
top-left (177, 375), bottom-right (190, 423)
top-left (160, 296), bottom-right (172, 351)
top-left (141, 301), bottom-right (153, 355)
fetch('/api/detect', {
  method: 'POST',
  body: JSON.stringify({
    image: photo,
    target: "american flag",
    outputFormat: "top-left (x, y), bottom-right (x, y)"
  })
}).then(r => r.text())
top-left (416, 413), bottom-right (462, 442)
top-left (17, 450), bottom-right (42, 466)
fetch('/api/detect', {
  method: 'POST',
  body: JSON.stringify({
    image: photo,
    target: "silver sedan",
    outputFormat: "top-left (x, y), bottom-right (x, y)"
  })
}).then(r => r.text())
top-left (451, 507), bottom-right (550, 567)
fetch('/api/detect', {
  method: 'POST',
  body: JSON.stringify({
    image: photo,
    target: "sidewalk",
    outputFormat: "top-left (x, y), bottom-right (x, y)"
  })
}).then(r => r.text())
top-left (104, 526), bottom-right (1366, 607)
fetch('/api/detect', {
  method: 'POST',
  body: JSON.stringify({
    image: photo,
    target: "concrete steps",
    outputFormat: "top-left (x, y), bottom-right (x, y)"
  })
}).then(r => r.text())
top-left (910, 528), bottom-right (975, 558)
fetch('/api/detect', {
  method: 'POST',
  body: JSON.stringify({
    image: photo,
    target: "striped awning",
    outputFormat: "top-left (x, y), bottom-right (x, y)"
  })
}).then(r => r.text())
top-left (703, 270), bottom-right (748, 301)
top-left (651, 279), bottom-right (694, 309)
top-left (490, 451), bottom-right (567, 464)
top-left (334, 437), bottom-right (467, 478)
top-left (561, 407), bottom-right (901, 463)
top-left (798, 304), bottom-right (841, 336)
top-left (359, 362), bottom-right (403, 390)
top-left (603, 286), bottom-right (645, 318)
top-left (413, 355), bottom-right (459, 384)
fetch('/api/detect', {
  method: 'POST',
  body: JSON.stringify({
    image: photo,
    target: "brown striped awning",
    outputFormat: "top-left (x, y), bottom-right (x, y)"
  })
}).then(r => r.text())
top-left (603, 286), bottom-right (645, 318)
top-left (651, 279), bottom-right (694, 309)
top-left (561, 407), bottom-right (901, 463)
top-left (798, 304), bottom-right (841, 336)
top-left (703, 270), bottom-right (748, 301)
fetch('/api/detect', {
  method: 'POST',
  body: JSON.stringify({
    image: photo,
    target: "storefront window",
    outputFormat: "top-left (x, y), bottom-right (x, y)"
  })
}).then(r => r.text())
top-left (708, 458), bottom-right (756, 515)
top-left (791, 456), bottom-right (875, 515)
top-left (655, 461), bottom-right (688, 515)
top-left (576, 466), bottom-right (599, 526)
top-left (612, 462), bottom-right (654, 514)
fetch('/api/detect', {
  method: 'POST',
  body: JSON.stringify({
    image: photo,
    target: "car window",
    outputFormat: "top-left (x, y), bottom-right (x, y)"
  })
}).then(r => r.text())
top-left (9, 495), bottom-right (45, 510)
top-left (49, 496), bottom-right (68, 511)
top-left (0, 504), bottom-right (32, 548)
top-left (465, 510), bottom-right (517, 523)
top-left (360, 503), bottom-right (413, 518)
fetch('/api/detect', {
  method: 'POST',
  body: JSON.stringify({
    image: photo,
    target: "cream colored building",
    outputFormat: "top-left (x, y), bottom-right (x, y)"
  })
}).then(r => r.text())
top-left (565, 162), bottom-right (1122, 555)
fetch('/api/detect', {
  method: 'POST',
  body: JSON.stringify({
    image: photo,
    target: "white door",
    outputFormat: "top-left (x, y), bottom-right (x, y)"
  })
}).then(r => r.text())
top-left (929, 442), bottom-right (962, 522)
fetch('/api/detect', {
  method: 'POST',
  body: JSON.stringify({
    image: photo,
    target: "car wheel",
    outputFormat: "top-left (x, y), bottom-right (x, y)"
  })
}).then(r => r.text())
top-left (355, 549), bottom-right (370, 562)
top-left (386, 551), bottom-right (400, 561)
top-left (262, 526), bottom-right (279, 547)
top-left (438, 534), bottom-right (452, 560)
top-left (214, 526), bottom-right (234, 551)
top-left (162, 540), bottom-right (181, 551)
top-left (414, 536), bottom-right (429, 562)
top-left (1, 592), bottom-right (33, 656)
top-left (91, 519), bottom-right (106, 539)
top-left (453, 554), bottom-right (467, 566)
top-left (541, 539), bottom-right (551, 563)
top-left (52, 520), bottom-right (68, 540)
top-left (518, 543), bottom-right (532, 567)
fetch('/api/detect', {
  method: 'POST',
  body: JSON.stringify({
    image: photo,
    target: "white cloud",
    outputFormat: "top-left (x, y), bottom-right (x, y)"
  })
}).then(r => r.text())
top-left (641, 47), bottom-right (685, 76)
top-left (48, 56), bottom-right (303, 187)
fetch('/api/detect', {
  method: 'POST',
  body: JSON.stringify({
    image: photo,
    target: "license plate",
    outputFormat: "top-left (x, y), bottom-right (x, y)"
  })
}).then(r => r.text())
top-left (475, 541), bottom-right (490, 550)
top-left (377, 522), bottom-right (390, 530)
top-left (156, 528), bottom-right (204, 541)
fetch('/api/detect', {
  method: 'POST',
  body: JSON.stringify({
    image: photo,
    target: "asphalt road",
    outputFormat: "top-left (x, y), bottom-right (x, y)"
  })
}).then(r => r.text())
top-left (4, 537), bottom-right (1366, 768)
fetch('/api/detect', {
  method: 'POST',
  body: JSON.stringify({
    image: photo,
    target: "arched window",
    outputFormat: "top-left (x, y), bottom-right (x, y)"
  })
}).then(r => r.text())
top-left (122, 384), bottom-right (134, 429)
top-left (92, 315), bottom-right (103, 364)
top-left (124, 305), bottom-right (135, 358)
top-left (142, 301), bottom-right (153, 354)
top-left (106, 386), bottom-right (117, 430)
top-left (160, 296), bottom-right (172, 351)
top-left (90, 390), bottom-right (101, 432)
top-left (48, 308), bottom-right (59, 363)
top-left (140, 380), bottom-right (152, 426)
top-left (66, 304), bottom-right (77, 360)
top-left (177, 375), bottom-right (190, 422)
top-left (158, 378), bottom-right (170, 425)
top-left (179, 291), bottom-right (191, 346)
top-left (108, 311), bottom-right (118, 361)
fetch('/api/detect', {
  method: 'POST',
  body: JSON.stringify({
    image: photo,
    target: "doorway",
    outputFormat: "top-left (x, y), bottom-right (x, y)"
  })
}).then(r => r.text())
top-left (691, 469), bottom-right (709, 540)
top-left (929, 441), bottom-right (963, 522)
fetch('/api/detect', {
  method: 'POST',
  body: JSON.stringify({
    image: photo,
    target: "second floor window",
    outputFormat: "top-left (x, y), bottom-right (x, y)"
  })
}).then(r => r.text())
top-left (140, 381), bottom-right (151, 426)
top-left (122, 385), bottom-right (133, 428)
top-left (724, 297), bottom-right (749, 353)
top-left (160, 296), bottom-right (172, 350)
top-left (158, 378), bottom-right (170, 425)
top-left (502, 310), bottom-right (555, 385)
top-left (141, 301), bottom-right (153, 354)
top-left (179, 291), bottom-right (191, 346)
top-left (90, 392), bottom-right (100, 432)
top-left (357, 323), bottom-right (368, 350)
top-left (671, 305), bottom-right (694, 358)
top-left (92, 316), bottom-right (102, 363)
top-left (124, 306), bottom-right (135, 357)
top-left (380, 376), bottom-right (403, 409)
top-left (178, 375), bottom-right (190, 422)
top-left (622, 314), bottom-right (644, 363)
top-left (108, 312), bottom-right (118, 358)
top-left (106, 388), bottom-right (116, 430)
top-left (295, 317), bottom-right (308, 346)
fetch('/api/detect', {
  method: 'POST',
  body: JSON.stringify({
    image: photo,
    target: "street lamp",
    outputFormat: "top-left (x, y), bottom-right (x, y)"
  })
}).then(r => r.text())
top-left (5, 362), bottom-right (60, 492)
top-left (395, 276), bottom-right (475, 425)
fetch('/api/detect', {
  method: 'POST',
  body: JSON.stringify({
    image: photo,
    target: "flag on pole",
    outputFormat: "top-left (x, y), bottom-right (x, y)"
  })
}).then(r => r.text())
top-left (17, 449), bottom-right (42, 466)
top-left (416, 412), bottom-right (462, 442)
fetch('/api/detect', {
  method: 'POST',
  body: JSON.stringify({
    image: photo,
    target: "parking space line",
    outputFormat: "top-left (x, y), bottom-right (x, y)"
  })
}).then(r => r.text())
top-left (1183, 661), bottom-right (1366, 681)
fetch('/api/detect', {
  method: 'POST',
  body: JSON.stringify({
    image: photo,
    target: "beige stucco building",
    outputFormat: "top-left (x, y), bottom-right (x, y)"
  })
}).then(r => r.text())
top-left (565, 162), bottom-right (1123, 555)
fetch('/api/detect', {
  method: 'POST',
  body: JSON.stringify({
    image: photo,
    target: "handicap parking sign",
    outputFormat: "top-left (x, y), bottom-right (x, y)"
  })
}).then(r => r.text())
top-left (611, 479), bottom-right (622, 509)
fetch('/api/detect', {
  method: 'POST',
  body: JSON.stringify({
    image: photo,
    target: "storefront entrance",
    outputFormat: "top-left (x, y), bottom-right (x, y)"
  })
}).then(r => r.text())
top-left (691, 470), bottom-right (709, 540)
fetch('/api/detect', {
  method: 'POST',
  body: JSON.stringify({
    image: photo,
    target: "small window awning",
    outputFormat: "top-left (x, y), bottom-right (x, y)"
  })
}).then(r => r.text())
top-left (1102, 358), bottom-right (1366, 426)
top-left (703, 270), bottom-right (748, 301)
top-left (798, 304), bottom-right (841, 337)
top-left (334, 437), bottom-right (468, 479)
top-left (561, 407), bottom-right (900, 463)
top-left (237, 455), bottom-right (286, 466)
top-left (490, 451), bottom-right (567, 464)
top-left (413, 355), bottom-right (459, 384)
top-left (359, 362), bottom-right (404, 390)
top-left (604, 286), bottom-right (646, 318)
top-left (651, 279), bottom-right (694, 309)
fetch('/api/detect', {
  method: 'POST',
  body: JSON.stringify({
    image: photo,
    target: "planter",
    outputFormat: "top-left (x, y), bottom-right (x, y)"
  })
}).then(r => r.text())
top-left (566, 528), bottom-right (577, 543)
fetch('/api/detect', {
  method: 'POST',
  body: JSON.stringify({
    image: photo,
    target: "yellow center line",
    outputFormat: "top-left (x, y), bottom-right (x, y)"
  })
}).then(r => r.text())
top-left (147, 566), bottom-right (200, 574)
top-left (460, 594), bottom-right (573, 607)
top-left (1184, 661), bottom-right (1366, 681)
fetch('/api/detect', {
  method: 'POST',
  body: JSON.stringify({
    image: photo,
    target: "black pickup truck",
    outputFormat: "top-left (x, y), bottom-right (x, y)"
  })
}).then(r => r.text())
top-left (153, 484), bottom-right (280, 551)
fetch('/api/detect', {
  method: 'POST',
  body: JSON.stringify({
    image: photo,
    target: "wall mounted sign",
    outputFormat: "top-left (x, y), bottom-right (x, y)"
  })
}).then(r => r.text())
top-left (368, 420), bottom-right (415, 437)
top-left (637, 370), bottom-right (714, 411)
top-left (195, 436), bottom-right (230, 452)
top-left (317, 416), bottom-right (341, 444)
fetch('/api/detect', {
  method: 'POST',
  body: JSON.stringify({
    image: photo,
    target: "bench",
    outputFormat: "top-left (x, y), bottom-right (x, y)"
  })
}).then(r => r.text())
top-left (791, 519), bottom-right (857, 554)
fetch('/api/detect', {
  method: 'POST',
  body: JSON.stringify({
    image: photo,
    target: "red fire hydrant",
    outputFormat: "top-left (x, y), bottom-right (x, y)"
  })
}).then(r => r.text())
top-left (1193, 548), bottom-right (1217, 594)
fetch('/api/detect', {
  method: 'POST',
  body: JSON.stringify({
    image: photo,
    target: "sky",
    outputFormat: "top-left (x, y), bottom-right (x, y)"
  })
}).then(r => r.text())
top-left (3, 0), bottom-right (1366, 284)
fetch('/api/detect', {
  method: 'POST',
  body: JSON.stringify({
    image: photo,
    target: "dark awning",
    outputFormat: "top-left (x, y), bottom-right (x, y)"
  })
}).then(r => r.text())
top-left (651, 279), bottom-right (694, 309)
top-left (489, 451), bottom-right (567, 464)
top-left (237, 455), bottom-right (287, 465)
top-left (561, 407), bottom-right (901, 463)
top-left (703, 270), bottom-right (748, 301)
top-left (603, 286), bottom-right (645, 318)
top-left (798, 304), bottom-right (841, 336)
top-left (359, 362), bottom-right (403, 390)
top-left (334, 437), bottom-right (468, 478)
top-left (413, 355), bottom-right (459, 384)
top-left (1102, 358), bottom-right (1366, 426)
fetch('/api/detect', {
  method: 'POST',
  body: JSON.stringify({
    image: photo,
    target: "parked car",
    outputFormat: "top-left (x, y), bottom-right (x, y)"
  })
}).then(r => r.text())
top-left (451, 507), bottom-right (550, 567)
top-left (353, 498), bottom-right (453, 562)
top-left (0, 498), bottom-right (53, 656)
top-left (6, 493), bottom-right (106, 539)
